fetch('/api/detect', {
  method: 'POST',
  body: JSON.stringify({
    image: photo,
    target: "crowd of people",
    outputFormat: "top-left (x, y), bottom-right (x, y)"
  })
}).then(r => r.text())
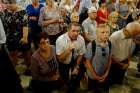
top-left (0, 0), bottom-right (140, 93)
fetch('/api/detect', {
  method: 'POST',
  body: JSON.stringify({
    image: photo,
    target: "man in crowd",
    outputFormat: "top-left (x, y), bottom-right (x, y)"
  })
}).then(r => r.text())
top-left (109, 22), bottom-right (140, 84)
top-left (82, 6), bottom-right (97, 44)
top-left (56, 22), bottom-right (86, 92)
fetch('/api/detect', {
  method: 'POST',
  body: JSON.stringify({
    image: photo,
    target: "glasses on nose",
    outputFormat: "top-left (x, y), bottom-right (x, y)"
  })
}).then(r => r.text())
top-left (102, 48), bottom-right (106, 57)
top-left (40, 40), bottom-right (50, 45)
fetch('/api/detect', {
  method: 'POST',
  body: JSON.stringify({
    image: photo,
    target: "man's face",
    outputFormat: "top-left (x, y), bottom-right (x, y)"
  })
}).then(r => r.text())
top-left (89, 12), bottom-right (97, 20)
top-left (97, 28), bottom-right (110, 42)
top-left (69, 25), bottom-right (80, 41)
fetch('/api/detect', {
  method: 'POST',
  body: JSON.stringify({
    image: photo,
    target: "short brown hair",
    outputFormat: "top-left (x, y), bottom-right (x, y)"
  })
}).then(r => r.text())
top-left (68, 22), bottom-right (81, 31)
top-left (37, 32), bottom-right (49, 44)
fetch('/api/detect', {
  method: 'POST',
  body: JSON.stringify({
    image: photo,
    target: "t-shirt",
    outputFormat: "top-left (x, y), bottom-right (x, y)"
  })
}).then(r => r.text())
top-left (84, 41), bottom-right (110, 79)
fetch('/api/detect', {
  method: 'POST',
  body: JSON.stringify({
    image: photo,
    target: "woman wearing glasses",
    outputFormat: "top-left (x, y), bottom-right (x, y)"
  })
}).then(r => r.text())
top-left (30, 32), bottom-right (63, 93)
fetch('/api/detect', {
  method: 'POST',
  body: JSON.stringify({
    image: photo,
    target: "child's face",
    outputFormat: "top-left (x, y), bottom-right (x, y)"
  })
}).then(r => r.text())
top-left (97, 28), bottom-right (110, 42)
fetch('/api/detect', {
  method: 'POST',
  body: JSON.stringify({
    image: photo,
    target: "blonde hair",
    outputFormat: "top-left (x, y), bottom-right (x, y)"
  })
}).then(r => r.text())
top-left (96, 24), bottom-right (110, 33)
top-left (96, 24), bottom-right (110, 34)
top-left (108, 11), bottom-right (118, 21)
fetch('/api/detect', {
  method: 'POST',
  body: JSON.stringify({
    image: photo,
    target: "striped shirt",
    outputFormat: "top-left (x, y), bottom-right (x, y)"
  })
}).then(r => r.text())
top-left (31, 46), bottom-right (59, 81)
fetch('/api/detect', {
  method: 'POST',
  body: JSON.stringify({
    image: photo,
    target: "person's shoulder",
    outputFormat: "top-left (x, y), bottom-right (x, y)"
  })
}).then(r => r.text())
top-left (26, 4), bottom-right (32, 8)
top-left (32, 49), bottom-right (40, 59)
top-left (110, 29), bottom-right (124, 40)
top-left (82, 18), bottom-right (89, 24)
top-left (56, 33), bottom-right (67, 43)
top-left (78, 35), bottom-right (85, 42)
top-left (111, 30), bottom-right (122, 36)
top-left (50, 45), bottom-right (55, 50)
top-left (58, 33), bottom-right (66, 39)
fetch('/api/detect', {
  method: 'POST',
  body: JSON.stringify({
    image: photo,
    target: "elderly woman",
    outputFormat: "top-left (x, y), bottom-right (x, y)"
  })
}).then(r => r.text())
top-left (30, 32), bottom-right (63, 93)
top-left (108, 11), bottom-right (119, 35)
top-left (0, 0), bottom-right (31, 67)
top-left (38, 0), bottom-right (64, 45)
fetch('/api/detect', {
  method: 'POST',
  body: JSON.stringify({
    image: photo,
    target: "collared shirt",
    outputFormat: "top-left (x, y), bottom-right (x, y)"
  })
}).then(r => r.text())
top-left (0, 18), bottom-right (6, 45)
top-left (109, 30), bottom-right (135, 62)
top-left (56, 32), bottom-right (86, 64)
top-left (82, 17), bottom-right (97, 41)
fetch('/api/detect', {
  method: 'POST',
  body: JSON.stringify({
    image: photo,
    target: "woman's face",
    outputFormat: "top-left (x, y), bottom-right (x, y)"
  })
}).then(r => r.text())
top-left (110, 14), bottom-right (118, 23)
top-left (46, 0), bottom-right (53, 6)
top-left (39, 38), bottom-right (50, 51)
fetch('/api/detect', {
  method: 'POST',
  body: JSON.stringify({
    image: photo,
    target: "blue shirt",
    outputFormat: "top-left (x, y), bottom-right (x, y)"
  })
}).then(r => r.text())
top-left (84, 41), bottom-right (110, 79)
top-left (26, 4), bottom-right (44, 29)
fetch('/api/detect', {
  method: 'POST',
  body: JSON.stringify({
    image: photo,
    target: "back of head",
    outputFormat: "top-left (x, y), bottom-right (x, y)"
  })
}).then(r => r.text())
top-left (125, 22), bottom-right (140, 37)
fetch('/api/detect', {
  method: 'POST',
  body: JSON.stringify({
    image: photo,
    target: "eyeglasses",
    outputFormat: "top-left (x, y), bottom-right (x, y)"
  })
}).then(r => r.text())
top-left (102, 48), bottom-right (106, 57)
top-left (40, 39), bottom-right (50, 45)
top-left (45, 40), bottom-right (50, 44)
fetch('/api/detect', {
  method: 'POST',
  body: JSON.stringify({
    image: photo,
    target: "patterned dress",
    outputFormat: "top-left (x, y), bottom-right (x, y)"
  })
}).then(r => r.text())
top-left (0, 9), bottom-right (30, 51)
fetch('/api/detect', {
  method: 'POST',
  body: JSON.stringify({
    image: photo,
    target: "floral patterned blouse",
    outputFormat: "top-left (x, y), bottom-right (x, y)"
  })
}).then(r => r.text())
top-left (0, 9), bottom-right (29, 51)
